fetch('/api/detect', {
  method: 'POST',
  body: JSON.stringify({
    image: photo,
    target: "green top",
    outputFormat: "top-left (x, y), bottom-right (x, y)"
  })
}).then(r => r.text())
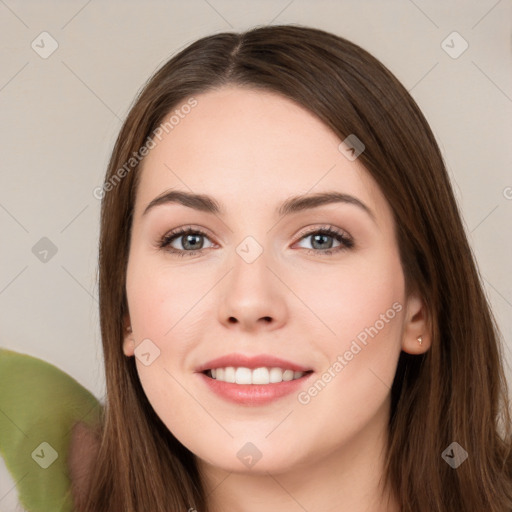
top-left (0, 348), bottom-right (102, 511)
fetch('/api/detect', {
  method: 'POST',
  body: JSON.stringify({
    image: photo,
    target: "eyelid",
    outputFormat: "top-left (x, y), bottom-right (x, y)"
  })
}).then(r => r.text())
top-left (294, 223), bottom-right (352, 241)
top-left (162, 224), bottom-right (216, 239)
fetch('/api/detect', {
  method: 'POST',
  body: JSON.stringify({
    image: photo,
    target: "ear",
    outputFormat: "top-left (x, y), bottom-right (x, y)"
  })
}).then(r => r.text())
top-left (122, 314), bottom-right (135, 357)
top-left (401, 290), bottom-right (431, 355)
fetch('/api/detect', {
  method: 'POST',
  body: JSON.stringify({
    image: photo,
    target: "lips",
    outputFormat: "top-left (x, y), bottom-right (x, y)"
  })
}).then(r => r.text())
top-left (195, 353), bottom-right (312, 373)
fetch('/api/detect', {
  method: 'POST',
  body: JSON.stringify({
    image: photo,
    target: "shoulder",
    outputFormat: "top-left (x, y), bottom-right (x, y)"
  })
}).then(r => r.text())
top-left (0, 347), bottom-right (103, 511)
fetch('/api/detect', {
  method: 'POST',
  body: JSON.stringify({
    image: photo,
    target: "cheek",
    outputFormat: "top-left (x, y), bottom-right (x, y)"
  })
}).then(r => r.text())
top-left (292, 249), bottom-right (405, 347)
top-left (126, 255), bottom-right (209, 398)
top-left (295, 249), bottom-right (405, 410)
top-left (126, 253), bottom-right (204, 338)
top-left (126, 258), bottom-right (200, 434)
top-left (302, 252), bottom-right (405, 417)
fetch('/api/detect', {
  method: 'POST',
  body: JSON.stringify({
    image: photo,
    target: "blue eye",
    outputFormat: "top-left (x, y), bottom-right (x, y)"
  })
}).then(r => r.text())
top-left (159, 225), bottom-right (354, 257)
top-left (295, 226), bottom-right (354, 255)
top-left (159, 226), bottom-right (214, 257)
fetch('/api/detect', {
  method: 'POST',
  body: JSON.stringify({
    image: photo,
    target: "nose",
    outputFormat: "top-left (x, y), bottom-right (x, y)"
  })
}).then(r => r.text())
top-left (217, 245), bottom-right (287, 333)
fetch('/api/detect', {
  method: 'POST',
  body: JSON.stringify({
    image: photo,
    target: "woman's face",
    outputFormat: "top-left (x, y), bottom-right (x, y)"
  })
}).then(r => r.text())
top-left (123, 85), bottom-right (427, 475)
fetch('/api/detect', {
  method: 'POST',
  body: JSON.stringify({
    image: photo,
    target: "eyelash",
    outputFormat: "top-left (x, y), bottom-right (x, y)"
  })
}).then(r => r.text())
top-left (158, 224), bottom-right (354, 258)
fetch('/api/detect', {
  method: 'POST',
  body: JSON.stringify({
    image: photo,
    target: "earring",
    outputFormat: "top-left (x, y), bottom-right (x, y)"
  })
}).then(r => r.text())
top-left (417, 336), bottom-right (423, 345)
top-left (127, 325), bottom-right (132, 333)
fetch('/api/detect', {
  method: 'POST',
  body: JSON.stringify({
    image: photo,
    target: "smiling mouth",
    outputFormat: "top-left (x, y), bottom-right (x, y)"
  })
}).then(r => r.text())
top-left (203, 367), bottom-right (314, 385)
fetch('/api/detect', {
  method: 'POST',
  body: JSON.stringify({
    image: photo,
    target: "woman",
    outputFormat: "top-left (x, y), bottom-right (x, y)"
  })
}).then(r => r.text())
top-left (80, 24), bottom-right (512, 511)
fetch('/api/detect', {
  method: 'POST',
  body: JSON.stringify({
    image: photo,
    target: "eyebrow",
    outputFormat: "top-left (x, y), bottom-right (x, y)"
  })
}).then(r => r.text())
top-left (142, 190), bottom-right (376, 223)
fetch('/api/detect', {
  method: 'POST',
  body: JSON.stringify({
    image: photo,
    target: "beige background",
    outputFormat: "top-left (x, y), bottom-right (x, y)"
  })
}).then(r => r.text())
top-left (0, 0), bottom-right (511, 401)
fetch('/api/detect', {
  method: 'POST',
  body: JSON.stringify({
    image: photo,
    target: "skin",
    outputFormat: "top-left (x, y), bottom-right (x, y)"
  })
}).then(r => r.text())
top-left (122, 85), bottom-right (430, 512)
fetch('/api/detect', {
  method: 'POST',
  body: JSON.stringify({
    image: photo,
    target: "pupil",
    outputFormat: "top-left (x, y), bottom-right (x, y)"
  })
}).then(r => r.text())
top-left (185, 234), bottom-right (202, 250)
top-left (313, 234), bottom-right (332, 249)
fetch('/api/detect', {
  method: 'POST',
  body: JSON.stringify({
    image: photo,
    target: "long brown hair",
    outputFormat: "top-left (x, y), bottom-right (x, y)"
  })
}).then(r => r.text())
top-left (80, 24), bottom-right (512, 511)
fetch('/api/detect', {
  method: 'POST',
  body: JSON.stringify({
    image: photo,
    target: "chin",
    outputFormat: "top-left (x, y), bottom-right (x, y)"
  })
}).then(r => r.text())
top-left (192, 439), bottom-right (307, 476)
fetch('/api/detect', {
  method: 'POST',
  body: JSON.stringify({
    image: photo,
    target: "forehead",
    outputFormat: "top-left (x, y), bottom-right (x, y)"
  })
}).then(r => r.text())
top-left (133, 86), bottom-right (389, 223)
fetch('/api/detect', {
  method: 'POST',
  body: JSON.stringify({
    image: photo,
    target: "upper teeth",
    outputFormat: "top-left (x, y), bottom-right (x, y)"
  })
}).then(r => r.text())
top-left (209, 367), bottom-right (305, 385)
